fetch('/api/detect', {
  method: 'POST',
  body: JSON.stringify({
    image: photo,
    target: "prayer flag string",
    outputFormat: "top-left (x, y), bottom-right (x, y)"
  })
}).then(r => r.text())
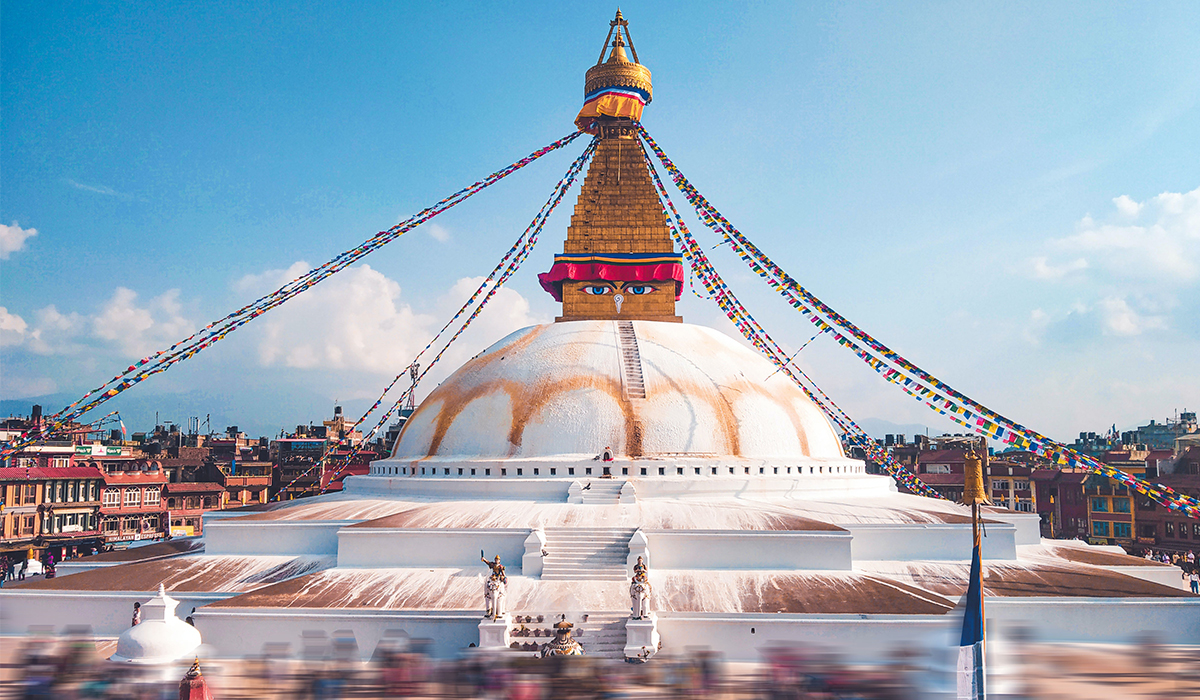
top-left (638, 125), bottom-right (1200, 518)
top-left (1, 130), bottom-right (587, 459)
top-left (274, 139), bottom-right (599, 499)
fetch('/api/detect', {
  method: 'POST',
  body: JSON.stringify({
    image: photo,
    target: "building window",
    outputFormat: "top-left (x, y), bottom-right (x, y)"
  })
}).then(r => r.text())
top-left (122, 516), bottom-right (139, 531)
top-left (622, 468), bottom-right (628, 475)
top-left (103, 489), bottom-right (120, 507)
top-left (696, 468), bottom-right (703, 475)
top-left (1113, 522), bottom-right (1131, 539)
top-left (677, 468), bottom-right (683, 475)
top-left (458, 469), bottom-right (464, 475)
top-left (641, 468), bottom-right (647, 476)
top-left (567, 468), bottom-right (574, 475)
top-left (925, 464), bottom-right (951, 474)
top-left (1165, 522), bottom-right (1175, 538)
top-left (585, 468), bottom-right (592, 475)
top-left (1092, 521), bottom-right (1110, 537)
top-left (1113, 498), bottom-right (1131, 513)
top-left (145, 515), bottom-right (159, 531)
top-left (501, 469), bottom-right (507, 476)
top-left (1194, 524), bottom-right (1200, 537)
top-left (124, 489), bottom-right (140, 507)
top-left (167, 497), bottom-right (177, 508)
top-left (103, 519), bottom-right (119, 533)
top-left (993, 480), bottom-right (1009, 490)
top-left (659, 468), bottom-right (665, 476)
top-left (1090, 498), bottom-right (1108, 513)
top-left (549, 468), bottom-right (555, 476)
top-left (1015, 501), bottom-right (1033, 513)
top-left (1013, 481), bottom-right (1030, 491)
top-left (22, 484), bottom-right (36, 504)
top-left (144, 489), bottom-right (160, 506)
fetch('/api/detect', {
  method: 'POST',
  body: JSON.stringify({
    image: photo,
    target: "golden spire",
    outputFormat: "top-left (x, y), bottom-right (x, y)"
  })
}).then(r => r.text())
top-left (961, 450), bottom-right (992, 506)
top-left (583, 10), bottom-right (652, 106)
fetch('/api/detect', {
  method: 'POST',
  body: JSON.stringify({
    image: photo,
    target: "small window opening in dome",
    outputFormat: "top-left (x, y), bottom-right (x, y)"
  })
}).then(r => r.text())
top-left (774, 468), bottom-right (779, 474)
top-left (787, 467), bottom-right (792, 474)
top-left (622, 468), bottom-right (628, 475)
top-left (486, 469), bottom-right (492, 476)
top-left (569, 468), bottom-right (575, 475)
top-left (458, 468), bottom-right (464, 475)
top-left (501, 469), bottom-right (507, 476)
top-left (819, 467), bottom-right (824, 473)
top-left (677, 467), bottom-right (683, 475)
top-left (658, 468), bottom-right (665, 475)
top-left (517, 469), bottom-right (522, 476)
top-left (744, 467), bottom-right (750, 474)
top-left (711, 467), bottom-right (717, 475)
top-left (759, 468), bottom-right (765, 474)
top-left (534, 468), bottom-right (539, 475)
top-left (444, 468), bottom-right (450, 475)
top-left (586, 468), bottom-right (592, 475)
top-left (694, 468), bottom-right (700, 475)
top-left (640, 468), bottom-right (647, 476)
top-left (421, 468), bottom-right (426, 475)
top-left (471, 469), bottom-right (476, 475)
top-left (404, 467), bottom-right (408, 475)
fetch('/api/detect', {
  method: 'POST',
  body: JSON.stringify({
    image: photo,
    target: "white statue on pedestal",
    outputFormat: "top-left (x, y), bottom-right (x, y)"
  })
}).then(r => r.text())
top-left (482, 551), bottom-right (507, 619)
top-left (630, 555), bottom-right (651, 619)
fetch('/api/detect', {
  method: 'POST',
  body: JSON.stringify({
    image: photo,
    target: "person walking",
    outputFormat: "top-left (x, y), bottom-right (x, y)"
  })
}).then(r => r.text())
top-left (131, 602), bottom-right (142, 626)
top-left (1188, 569), bottom-right (1200, 596)
top-left (18, 558), bottom-right (27, 581)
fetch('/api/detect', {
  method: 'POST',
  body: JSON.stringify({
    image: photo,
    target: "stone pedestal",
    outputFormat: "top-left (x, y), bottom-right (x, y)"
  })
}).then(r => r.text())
top-left (624, 613), bottom-right (659, 661)
top-left (478, 613), bottom-right (511, 651)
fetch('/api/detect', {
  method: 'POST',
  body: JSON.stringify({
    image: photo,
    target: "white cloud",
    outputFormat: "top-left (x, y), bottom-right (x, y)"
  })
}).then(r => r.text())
top-left (65, 179), bottom-right (140, 200)
top-left (0, 222), bottom-right (37, 259)
top-left (91, 288), bottom-right (196, 358)
top-left (1095, 296), bottom-right (1167, 336)
top-left (1045, 186), bottom-right (1200, 283)
top-left (0, 307), bottom-right (28, 347)
top-left (237, 263), bottom-right (548, 379)
top-left (427, 223), bottom-right (451, 243)
top-left (1030, 256), bottom-right (1087, 280)
top-left (242, 263), bottom-right (437, 372)
top-left (24, 305), bottom-right (87, 355)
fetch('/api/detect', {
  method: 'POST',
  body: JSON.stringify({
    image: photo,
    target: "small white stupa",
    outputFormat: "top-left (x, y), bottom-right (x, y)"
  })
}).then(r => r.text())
top-left (110, 584), bottom-right (202, 664)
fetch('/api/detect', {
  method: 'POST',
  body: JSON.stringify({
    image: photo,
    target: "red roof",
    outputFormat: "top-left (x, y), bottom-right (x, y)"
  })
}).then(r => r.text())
top-left (0, 466), bottom-right (105, 480)
top-left (103, 471), bottom-right (168, 485)
top-left (164, 482), bottom-right (225, 493)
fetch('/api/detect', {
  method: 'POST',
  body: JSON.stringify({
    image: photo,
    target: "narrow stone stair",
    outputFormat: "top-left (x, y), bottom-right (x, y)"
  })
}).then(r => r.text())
top-left (577, 479), bottom-right (625, 504)
top-left (540, 527), bottom-right (634, 581)
top-left (616, 321), bottom-right (646, 400)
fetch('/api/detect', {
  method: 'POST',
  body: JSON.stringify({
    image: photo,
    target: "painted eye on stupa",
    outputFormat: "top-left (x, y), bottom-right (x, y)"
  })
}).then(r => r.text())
top-left (582, 285), bottom-right (612, 296)
top-left (624, 285), bottom-right (656, 295)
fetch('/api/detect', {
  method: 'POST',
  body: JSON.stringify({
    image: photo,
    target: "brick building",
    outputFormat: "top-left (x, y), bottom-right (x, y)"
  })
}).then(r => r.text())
top-left (1, 464), bottom-right (106, 560)
top-left (99, 460), bottom-right (168, 544)
top-left (164, 481), bottom-right (225, 536)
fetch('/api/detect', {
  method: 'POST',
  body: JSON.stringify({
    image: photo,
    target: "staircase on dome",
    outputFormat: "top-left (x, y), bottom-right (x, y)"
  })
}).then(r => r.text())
top-left (538, 10), bottom-right (684, 324)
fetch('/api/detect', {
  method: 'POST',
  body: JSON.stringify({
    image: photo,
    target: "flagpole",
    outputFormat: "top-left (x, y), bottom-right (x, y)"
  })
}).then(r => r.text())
top-left (959, 450), bottom-right (990, 700)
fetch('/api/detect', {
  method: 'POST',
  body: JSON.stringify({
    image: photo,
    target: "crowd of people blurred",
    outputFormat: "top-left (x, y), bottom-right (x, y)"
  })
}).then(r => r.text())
top-left (3, 632), bottom-right (925, 700)
top-left (1137, 548), bottom-right (1200, 593)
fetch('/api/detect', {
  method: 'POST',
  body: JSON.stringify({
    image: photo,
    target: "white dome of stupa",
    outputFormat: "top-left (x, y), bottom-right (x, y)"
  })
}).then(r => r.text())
top-left (389, 320), bottom-right (844, 465)
top-left (110, 584), bottom-right (202, 665)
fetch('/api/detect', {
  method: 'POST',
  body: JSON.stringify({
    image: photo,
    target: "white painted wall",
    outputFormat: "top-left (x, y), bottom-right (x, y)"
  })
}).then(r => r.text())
top-left (645, 530), bottom-right (853, 570)
top-left (205, 520), bottom-right (352, 556)
top-left (337, 528), bottom-right (529, 572)
top-left (846, 522), bottom-right (1018, 561)
top-left (0, 589), bottom-right (230, 636)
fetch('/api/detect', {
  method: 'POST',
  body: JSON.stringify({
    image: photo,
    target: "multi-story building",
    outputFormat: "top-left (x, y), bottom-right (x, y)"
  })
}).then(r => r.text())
top-left (164, 481), bottom-right (225, 536)
top-left (98, 460), bottom-right (168, 544)
top-left (1, 464), bottom-right (106, 561)
top-left (987, 458), bottom-right (1036, 513)
top-left (1083, 475), bottom-right (1137, 546)
top-left (1031, 468), bottom-right (1089, 539)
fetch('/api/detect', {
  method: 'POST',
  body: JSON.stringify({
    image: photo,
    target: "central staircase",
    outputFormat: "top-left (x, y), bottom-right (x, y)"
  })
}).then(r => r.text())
top-left (573, 613), bottom-right (629, 659)
top-left (540, 527), bottom-right (634, 581)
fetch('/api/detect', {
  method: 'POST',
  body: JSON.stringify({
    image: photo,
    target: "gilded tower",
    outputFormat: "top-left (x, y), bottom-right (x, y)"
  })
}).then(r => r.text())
top-left (537, 11), bottom-right (683, 323)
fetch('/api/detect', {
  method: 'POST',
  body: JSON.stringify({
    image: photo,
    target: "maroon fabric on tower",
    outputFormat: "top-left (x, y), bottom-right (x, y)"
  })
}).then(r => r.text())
top-left (538, 261), bottom-right (684, 301)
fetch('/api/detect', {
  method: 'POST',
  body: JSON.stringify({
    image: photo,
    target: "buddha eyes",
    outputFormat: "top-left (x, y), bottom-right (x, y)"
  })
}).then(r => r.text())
top-left (581, 284), bottom-right (655, 296)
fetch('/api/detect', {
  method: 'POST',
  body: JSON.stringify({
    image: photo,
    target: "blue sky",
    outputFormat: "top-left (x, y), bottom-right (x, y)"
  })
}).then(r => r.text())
top-left (2, 1), bottom-right (1198, 440)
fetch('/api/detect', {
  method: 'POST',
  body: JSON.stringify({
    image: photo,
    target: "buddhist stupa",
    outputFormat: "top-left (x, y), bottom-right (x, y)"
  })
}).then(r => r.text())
top-left (3, 11), bottom-right (1196, 683)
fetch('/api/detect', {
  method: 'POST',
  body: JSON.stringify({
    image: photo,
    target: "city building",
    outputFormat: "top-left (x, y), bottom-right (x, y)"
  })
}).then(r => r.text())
top-left (1, 464), bottom-right (106, 560)
top-left (99, 459), bottom-right (169, 544)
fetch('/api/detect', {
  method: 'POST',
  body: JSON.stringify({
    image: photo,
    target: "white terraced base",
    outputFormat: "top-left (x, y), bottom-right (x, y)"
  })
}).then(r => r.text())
top-left (540, 527), bottom-right (635, 581)
top-left (616, 320), bottom-right (646, 400)
top-left (573, 613), bottom-right (630, 659)
top-left (577, 479), bottom-right (624, 504)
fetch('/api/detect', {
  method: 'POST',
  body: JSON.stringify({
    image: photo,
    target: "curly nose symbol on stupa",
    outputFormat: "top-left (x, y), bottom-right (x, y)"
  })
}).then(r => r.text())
top-left (614, 294), bottom-right (624, 313)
